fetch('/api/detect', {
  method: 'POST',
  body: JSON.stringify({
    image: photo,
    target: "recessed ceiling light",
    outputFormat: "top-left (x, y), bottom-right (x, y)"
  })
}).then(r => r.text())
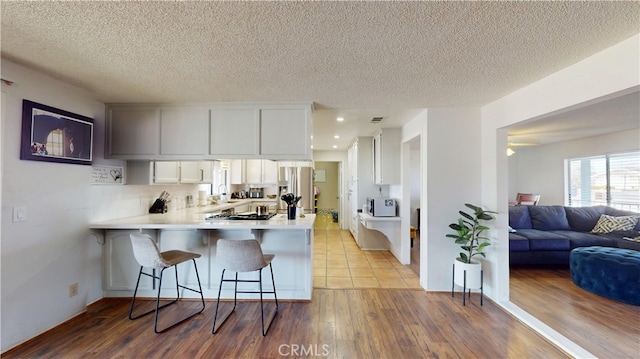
top-left (334, 135), bottom-right (340, 139)
top-left (337, 117), bottom-right (344, 122)
top-left (332, 145), bottom-right (337, 149)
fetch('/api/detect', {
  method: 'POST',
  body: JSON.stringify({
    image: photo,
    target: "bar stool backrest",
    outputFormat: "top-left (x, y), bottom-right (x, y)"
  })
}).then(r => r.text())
top-left (216, 239), bottom-right (269, 272)
top-left (130, 233), bottom-right (169, 269)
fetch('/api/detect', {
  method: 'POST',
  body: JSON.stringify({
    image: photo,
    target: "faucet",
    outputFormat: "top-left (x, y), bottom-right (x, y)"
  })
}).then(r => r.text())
top-left (218, 184), bottom-right (228, 203)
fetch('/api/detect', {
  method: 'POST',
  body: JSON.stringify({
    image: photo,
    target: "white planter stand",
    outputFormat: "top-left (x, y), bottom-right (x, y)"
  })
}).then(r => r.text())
top-left (451, 258), bottom-right (483, 306)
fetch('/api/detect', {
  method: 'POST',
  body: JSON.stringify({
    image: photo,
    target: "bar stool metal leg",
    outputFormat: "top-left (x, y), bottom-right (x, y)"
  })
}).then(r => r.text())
top-left (212, 270), bottom-right (239, 334)
top-left (129, 258), bottom-right (205, 333)
top-left (260, 263), bottom-right (279, 336)
top-left (212, 238), bottom-right (279, 336)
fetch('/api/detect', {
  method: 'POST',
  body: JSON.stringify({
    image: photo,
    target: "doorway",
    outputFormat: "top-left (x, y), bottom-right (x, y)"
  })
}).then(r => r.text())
top-left (313, 161), bottom-right (340, 220)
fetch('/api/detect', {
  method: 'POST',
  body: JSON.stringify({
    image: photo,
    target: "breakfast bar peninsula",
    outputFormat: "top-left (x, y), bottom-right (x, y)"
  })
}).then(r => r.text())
top-left (90, 205), bottom-right (315, 301)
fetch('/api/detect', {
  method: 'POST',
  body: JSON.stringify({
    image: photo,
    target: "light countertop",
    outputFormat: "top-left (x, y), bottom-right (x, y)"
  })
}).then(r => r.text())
top-left (359, 213), bottom-right (401, 222)
top-left (90, 199), bottom-right (315, 230)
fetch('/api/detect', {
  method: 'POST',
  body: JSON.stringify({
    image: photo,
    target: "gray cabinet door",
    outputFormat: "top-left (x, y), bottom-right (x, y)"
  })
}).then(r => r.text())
top-left (107, 107), bottom-right (159, 157)
top-left (210, 108), bottom-right (259, 156)
top-left (260, 108), bottom-right (310, 157)
top-left (160, 107), bottom-right (210, 155)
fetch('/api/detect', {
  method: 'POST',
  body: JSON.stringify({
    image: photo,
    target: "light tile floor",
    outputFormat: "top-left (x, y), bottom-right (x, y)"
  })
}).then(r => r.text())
top-left (313, 213), bottom-right (421, 289)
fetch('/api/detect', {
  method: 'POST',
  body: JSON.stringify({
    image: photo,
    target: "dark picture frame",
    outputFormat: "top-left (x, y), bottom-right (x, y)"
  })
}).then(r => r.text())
top-left (20, 100), bottom-right (93, 165)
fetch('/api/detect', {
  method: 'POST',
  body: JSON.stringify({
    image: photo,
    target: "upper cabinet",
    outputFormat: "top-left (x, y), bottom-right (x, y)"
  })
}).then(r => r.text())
top-left (229, 159), bottom-right (246, 185)
top-left (127, 161), bottom-right (213, 185)
top-left (178, 161), bottom-right (213, 183)
top-left (210, 107), bottom-right (259, 156)
top-left (106, 106), bottom-right (160, 158)
top-left (260, 107), bottom-right (312, 158)
top-left (105, 103), bottom-right (313, 161)
top-left (228, 159), bottom-right (278, 185)
top-left (372, 128), bottom-right (401, 185)
top-left (160, 106), bottom-right (210, 156)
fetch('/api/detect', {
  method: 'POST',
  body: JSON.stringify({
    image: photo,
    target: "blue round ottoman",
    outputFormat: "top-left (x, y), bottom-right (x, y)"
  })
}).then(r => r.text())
top-left (570, 246), bottom-right (640, 306)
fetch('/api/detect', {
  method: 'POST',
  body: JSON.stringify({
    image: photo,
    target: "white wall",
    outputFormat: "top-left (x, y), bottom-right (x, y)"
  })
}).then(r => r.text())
top-left (0, 60), bottom-right (203, 352)
top-left (426, 108), bottom-right (483, 291)
top-left (510, 128), bottom-right (640, 205)
top-left (1, 60), bottom-right (106, 351)
top-left (401, 108), bottom-right (483, 291)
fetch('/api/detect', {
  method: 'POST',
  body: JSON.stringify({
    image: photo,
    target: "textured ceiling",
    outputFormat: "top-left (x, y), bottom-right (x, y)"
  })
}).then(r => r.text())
top-left (2, 1), bottom-right (639, 150)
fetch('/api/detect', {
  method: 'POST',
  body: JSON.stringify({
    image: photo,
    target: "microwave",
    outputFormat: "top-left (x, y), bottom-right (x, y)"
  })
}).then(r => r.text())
top-left (370, 198), bottom-right (397, 217)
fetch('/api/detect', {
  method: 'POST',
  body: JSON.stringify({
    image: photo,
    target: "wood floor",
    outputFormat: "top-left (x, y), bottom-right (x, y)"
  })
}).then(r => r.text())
top-left (3, 289), bottom-right (568, 359)
top-left (510, 266), bottom-right (640, 359)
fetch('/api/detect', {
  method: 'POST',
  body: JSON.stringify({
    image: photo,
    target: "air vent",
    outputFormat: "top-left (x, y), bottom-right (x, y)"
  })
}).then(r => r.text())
top-left (371, 117), bottom-right (384, 123)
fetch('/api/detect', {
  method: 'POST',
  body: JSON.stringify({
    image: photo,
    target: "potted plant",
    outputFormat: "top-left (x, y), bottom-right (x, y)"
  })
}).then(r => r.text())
top-left (447, 203), bottom-right (496, 296)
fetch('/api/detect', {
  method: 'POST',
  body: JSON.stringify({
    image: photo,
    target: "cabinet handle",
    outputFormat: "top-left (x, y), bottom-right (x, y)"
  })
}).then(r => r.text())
top-left (200, 169), bottom-right (204, 181)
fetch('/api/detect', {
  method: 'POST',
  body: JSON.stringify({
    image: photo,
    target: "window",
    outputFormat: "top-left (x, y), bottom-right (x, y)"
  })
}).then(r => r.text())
top-left (567, 151), bottom-right (640, 211)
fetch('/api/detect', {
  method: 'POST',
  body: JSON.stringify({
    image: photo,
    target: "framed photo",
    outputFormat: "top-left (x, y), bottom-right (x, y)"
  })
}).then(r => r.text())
top-left (20, 100), bottom-right (93, 165)
top-left (314, 169), bottom-right (326, 182)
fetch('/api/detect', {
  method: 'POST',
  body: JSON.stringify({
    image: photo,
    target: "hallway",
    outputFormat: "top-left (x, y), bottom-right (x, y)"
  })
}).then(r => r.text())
top-left (313, 214), bottom-right (421, 289)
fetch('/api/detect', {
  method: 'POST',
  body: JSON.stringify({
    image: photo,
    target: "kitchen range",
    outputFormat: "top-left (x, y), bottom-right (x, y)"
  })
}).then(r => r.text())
top-left (205, 212), bottom-right (278, 221)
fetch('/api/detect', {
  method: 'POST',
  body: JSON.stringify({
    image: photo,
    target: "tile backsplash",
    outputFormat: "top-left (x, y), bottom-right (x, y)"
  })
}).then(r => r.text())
top-left (89, 184), bottom-right (202, 221)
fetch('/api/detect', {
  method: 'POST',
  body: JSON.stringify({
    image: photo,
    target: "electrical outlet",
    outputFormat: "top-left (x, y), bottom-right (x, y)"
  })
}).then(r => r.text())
top-left (69, 283), bottom-right (78, 297)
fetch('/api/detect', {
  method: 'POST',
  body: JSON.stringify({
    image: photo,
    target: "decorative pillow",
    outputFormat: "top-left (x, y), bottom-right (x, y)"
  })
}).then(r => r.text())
top-left (530, 206), bottom-right (571, 231)
top-left (591, 214), bottom-right (639, 234)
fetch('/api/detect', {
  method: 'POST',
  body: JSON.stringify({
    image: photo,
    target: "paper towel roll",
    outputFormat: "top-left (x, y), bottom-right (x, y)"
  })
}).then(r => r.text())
top-left (198, 190), bottom-right (206, 200)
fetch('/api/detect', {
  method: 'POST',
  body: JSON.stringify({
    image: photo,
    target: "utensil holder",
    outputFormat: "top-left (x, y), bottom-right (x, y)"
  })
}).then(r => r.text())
top-left (287, 206), bottom-right (296, 220)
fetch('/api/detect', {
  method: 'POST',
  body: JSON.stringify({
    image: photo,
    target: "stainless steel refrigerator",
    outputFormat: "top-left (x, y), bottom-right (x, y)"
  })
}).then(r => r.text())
top-left (278, 166), bottom-right (314, 213)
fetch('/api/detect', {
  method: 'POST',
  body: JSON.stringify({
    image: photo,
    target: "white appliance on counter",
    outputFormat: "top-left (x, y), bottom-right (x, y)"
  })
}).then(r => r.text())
top-left (370, 198), bottom-right (397, 217)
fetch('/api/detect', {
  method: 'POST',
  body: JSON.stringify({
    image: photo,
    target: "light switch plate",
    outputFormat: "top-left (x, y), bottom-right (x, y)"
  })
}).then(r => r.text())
top-left (12, 206), bottom-right (26, 222)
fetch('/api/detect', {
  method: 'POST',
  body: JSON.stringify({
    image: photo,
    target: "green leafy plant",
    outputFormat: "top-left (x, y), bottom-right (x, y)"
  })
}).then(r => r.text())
top-left (446, 203), bottom-right (496, 263)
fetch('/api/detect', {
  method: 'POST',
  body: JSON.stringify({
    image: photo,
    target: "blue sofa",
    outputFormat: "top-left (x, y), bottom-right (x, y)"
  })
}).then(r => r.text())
top-left (509, 205), bottom-right (640, 266)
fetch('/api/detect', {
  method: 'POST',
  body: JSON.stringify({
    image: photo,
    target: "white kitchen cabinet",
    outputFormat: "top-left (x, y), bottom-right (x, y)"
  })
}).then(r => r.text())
top-left (154, 161), bottom-right (213, 184)
top-left (106, 106), bottom-right (160, 158)
top-left (372, 128), bottom-right (401, 185)
top-left (259, 106), bottom-right (313, 159)
top-left (126, 161), bottom-right (213, 184)
top-left (210, 107), bottom-right (259, 156)
top-left (160, 107), bottom-right (210, 156)
top-left (229, 159), bottom-right (245, 184)
top-left (179, 161), bottom-right (213, 183)
top-left (245, 159), bottom-right (278, 185)
top-left (245, 159), bottom-right (262, 184)
top-left (107, 103), bottom-right (312, 160)
top-left (154, 161), bottom-right (181, 184)
top-left (262, 160), bottom-right (278, 183)
top-left (347, 137), bottom-right (378, 241)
